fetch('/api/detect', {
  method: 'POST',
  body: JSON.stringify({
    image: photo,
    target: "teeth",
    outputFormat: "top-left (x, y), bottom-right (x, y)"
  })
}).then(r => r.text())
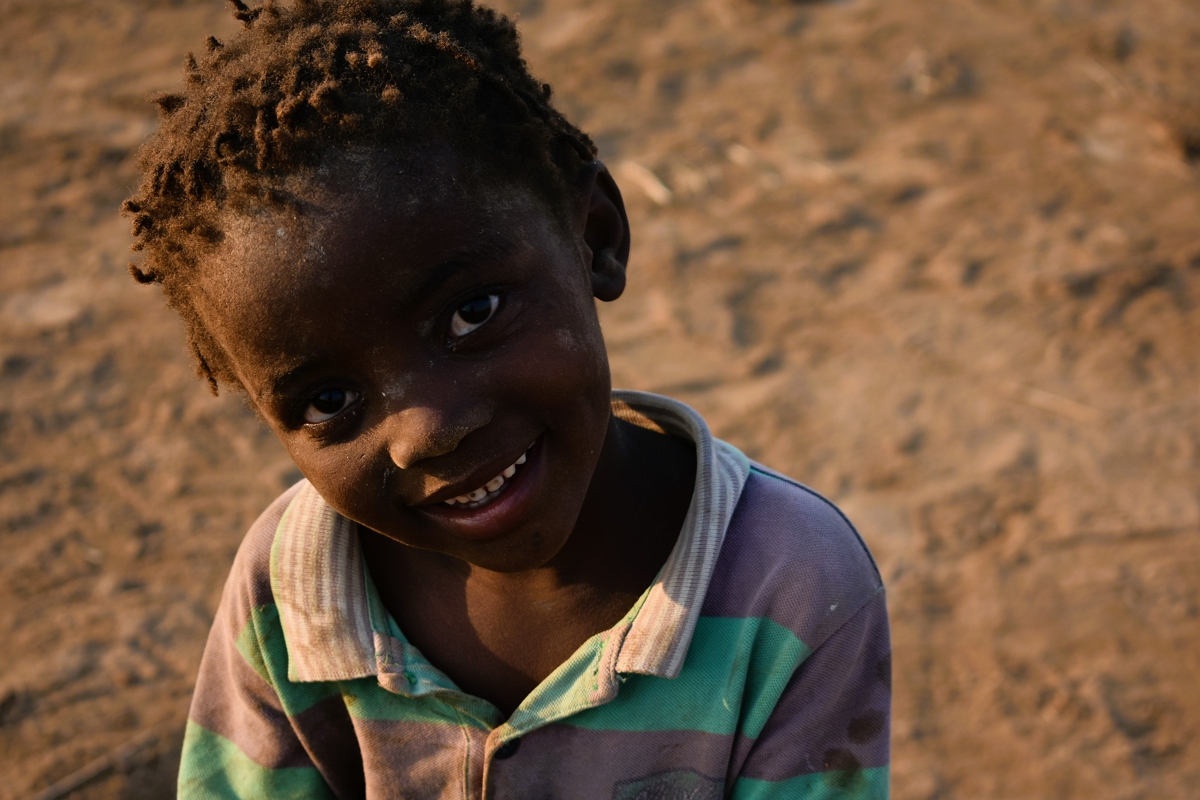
top-left (443, 444), bottom-right (534, 506)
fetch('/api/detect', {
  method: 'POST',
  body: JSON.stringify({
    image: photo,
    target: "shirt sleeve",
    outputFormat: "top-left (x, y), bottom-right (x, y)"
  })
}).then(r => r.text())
top-left (177, 589), bottom-right (339, 799)
top-left (177, 486), bottom-right (341, 800)
top-left (731, 590), bottom-right (891, 800)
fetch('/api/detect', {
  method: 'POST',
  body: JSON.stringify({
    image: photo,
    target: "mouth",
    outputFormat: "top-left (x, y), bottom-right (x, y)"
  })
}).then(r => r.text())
top-left (415, 437), bottom-right (544, 541)
top-left (440, 443), bottom-right (532, 510)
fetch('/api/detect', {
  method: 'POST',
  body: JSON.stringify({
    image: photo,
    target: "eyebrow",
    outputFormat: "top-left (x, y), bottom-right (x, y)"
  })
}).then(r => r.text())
top-left (415, 258), bottom-right (477, 299)
top-left (415, 238), bottom-right (519, 298)
top-left (265, 357), bottom-right (323, 401)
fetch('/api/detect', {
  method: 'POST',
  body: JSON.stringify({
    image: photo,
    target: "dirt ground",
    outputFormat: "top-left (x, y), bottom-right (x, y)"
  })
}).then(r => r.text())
top-left (1, 0), bottom-right (1198, 797)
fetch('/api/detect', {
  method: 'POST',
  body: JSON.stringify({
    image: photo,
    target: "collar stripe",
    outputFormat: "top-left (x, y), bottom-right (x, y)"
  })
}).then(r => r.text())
top-left (613, 391), bottom-right (749, 677)
top-left (273, 485), bottom-right (376, 682)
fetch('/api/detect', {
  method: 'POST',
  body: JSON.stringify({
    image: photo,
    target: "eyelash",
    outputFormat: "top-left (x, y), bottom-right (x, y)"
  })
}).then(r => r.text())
top-left (298, 386), bottom-right (361, 428)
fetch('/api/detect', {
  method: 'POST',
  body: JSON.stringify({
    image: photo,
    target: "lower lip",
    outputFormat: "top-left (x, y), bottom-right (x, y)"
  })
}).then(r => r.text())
top-left (415, 439), bottom-right (544, 541)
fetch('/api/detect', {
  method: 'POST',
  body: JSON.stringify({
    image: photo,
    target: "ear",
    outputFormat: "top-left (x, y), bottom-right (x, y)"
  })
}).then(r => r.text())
top-left (574, 160), bottom-right (630, 302)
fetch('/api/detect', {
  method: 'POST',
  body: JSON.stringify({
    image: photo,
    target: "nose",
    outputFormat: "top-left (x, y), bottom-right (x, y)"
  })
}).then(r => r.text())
top-left (384, 398), bottom-right (493, 469)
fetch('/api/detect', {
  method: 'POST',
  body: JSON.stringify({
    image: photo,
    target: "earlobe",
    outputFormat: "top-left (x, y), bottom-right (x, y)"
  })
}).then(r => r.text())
top-left (591, 246), bottom-right (627, 302)
top-left (577, 160), bottom-right (631, 302)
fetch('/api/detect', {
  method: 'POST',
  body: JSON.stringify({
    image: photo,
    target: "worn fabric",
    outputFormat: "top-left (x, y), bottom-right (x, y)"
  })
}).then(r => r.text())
top-left (179, 390), bottom-right (891, 799)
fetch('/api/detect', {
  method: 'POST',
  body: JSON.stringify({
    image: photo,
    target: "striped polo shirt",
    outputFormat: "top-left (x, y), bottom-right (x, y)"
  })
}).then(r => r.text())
top-left (179, 391), bottom-right (890, 799)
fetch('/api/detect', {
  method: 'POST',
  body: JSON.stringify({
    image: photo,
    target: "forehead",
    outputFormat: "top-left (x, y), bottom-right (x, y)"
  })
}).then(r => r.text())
top-left (200, 146), bottom-right (565, 302)
top-left (231, 147), bottom-right (524, 254)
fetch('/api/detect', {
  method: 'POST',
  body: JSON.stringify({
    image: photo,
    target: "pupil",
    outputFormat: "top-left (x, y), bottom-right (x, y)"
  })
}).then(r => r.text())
top-left (459, 296), bottom-right (493, 324)
top-left (312, 389), bottom-right (345, 414)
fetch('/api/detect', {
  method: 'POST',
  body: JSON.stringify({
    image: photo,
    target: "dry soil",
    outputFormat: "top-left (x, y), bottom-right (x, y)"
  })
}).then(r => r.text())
top-left (2, 0), bottom-right (1199, 797)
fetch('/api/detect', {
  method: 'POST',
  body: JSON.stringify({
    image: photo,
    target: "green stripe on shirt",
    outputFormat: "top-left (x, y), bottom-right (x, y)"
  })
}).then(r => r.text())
top-left (731, 766), bottom-right (889, 799)
top-left (563, 616), bottom-right (808, 737)
top-left (235, 604), bottom-right (340, 718)
top-left (342, 676), bottom-right (492, 727)
top-left (178, 721), bottom-right (335, 800)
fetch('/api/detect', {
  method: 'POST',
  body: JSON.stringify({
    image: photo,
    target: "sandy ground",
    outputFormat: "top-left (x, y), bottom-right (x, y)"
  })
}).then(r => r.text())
top-left (1, 0), bottom-right (1198, 797)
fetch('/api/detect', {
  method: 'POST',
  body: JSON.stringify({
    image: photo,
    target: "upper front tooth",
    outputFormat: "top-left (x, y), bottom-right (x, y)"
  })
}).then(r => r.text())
top-left (516, 453), bottom-right (527, 465)
top-left (485, 475), bottom-right (504, 492)
top-left (502, 465), bottom-right (516, 478)
top-left (455, 493), bottom-right (472, 504)
top-left (468, 487), bottom-right (487, 502)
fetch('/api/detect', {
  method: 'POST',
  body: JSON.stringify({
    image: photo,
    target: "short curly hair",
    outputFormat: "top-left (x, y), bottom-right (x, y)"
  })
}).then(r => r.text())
top-left (122, 0), bottom-right (597, 392)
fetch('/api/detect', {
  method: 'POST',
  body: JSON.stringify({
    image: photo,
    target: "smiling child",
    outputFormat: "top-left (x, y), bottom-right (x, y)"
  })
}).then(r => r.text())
top-left (124, 1), bottom-right (890, 797)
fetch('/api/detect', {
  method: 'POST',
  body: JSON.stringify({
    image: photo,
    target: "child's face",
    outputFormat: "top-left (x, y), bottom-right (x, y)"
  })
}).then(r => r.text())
top-left (193, 148), bottom-right (625, 573)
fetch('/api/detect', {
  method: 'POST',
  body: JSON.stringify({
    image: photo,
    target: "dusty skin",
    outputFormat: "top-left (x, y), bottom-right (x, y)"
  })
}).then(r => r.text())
top-left (1, 0), bottom-right (1199, 798)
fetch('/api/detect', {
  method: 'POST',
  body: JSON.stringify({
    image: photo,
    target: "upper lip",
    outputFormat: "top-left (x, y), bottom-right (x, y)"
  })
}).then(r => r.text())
top-left (408, 439), bottom-right (534, 507)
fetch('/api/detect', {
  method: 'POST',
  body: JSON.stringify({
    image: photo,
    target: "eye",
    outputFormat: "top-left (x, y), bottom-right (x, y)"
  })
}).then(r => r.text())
top-left (303, 387), bottom-right (359, 424)
top-left (449, 294), bottom-right (499, 338)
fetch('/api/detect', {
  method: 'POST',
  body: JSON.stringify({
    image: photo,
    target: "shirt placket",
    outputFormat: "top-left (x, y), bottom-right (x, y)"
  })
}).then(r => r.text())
top-left (478, 625), bottom-right (632, 799)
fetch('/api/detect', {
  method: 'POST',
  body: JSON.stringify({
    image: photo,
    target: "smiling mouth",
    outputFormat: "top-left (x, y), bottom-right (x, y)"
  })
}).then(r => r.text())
top-left (441, 443), bottom-right (533, 509)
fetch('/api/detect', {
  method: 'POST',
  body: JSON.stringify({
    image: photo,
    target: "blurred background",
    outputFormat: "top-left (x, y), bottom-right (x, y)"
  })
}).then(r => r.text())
top-left (2, 0), bottom-right (1198, 797)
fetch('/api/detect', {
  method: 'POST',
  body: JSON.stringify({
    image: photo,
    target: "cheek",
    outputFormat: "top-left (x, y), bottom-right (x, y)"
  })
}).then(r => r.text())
top-left (553, 324), bottom-right (610, 397)
top-left (540, 274), bottom-right (610, 385)
top-left (527, 279), bottom-right (605, 368)
top-left (503, 310), bottom-right (611, 434)
top-left (284, 439), bottom-right (386, 518)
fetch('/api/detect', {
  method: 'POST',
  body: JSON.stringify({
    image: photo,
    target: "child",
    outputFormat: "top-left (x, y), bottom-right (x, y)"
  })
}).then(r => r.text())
top-left (123, 1), bottom-right (890, 797)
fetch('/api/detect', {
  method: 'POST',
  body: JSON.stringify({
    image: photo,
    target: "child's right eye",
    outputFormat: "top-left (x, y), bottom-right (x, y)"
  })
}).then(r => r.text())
top-left (303, 388), bottom-right (360, 424)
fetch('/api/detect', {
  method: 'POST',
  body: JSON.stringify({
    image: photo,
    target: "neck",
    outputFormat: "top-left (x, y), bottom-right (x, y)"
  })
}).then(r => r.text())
top-left (543, 414), bottom-right (695, 592)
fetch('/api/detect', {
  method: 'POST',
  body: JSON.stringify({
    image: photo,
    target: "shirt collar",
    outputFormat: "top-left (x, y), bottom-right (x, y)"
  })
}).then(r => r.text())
top-left (270, 390), bottom-right (749, 684)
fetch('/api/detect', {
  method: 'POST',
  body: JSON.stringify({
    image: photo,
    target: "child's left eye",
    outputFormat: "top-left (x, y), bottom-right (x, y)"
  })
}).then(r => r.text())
top-left (449, 294), bottom-right (499, 338)
top-left (303, 388), bottom-right (360, 424)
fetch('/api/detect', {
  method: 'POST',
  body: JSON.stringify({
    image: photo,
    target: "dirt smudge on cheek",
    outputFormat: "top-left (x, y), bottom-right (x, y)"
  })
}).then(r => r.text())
top-left (555, 327), bottom-right (581, 352)
top-left (381, 373), bottom-right (413, 407)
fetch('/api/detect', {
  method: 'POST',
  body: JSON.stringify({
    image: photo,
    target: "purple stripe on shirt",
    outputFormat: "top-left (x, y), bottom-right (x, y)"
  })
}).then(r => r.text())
top-left (352, 717), bottom-right (482, 798)
top-left (290, 697), bottom-right (365, 799)
top-left (484, 724), bottom-right (737, 797)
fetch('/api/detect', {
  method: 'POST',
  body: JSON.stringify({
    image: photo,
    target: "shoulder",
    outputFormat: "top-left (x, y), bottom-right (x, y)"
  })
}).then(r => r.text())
top-left (702, 464), bottom-right (885, 651)
top-left (216, 480), bottom-right (307, 625)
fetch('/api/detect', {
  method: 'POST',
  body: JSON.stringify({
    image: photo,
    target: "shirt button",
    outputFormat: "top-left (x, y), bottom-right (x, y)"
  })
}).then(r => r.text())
top-left (494, 738), bottom-right (521, 760)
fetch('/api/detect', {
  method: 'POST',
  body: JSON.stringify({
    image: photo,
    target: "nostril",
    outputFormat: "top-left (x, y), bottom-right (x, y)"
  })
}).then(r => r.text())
top-left (387, 423), bottom-right (469, 469)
